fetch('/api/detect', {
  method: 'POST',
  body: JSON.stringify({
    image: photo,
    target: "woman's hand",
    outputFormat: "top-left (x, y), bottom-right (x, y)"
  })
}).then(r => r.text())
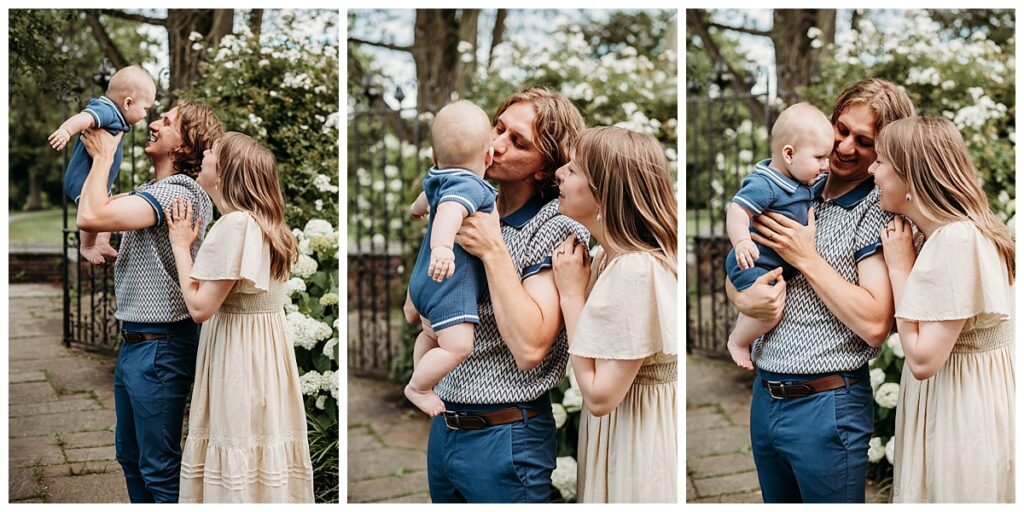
top-left (751, 209), bottom-right (818, 271)
top-left (80, 128), bottom-right (123, 161)
top-left (552, 235), bottom-right (590, 304)
top-left (880, 215), bottom-right (916, 275)
top-left (165, 197), bottom-right (200, 250)
top-left (455, 210), bottom-right (504, 260)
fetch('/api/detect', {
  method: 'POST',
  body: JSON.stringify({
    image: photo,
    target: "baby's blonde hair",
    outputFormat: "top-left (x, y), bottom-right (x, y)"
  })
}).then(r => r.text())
top-left (770, 102), bottom-right (832, 156)
top-left (877, 117), bottom-right (1015, 282)
top-left (106, 65), bottom-right (156, 105)
top-left (431, 100), bottom-right (491, 169)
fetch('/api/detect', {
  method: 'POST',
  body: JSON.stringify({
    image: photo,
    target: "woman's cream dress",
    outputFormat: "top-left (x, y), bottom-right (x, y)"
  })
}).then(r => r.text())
top-left (179, 211), bottom-right (314, 503)
top-left (570, 249), bottom-right (677, 503)
top-left (892, 221), bottom-right (1014, 503)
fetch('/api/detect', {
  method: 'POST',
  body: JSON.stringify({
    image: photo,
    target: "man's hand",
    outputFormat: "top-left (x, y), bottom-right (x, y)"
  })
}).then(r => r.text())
top-left (48, 127), bottom-right (72, 151)
top-left (726, 267), bottom-right (786, 323)
top-left (80, 128), bottom-right (123, 162)
top-left (428, 246), bottom-right (455, 282)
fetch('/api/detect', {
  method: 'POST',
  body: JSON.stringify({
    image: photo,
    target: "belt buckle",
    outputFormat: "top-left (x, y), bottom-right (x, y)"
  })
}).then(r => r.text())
top-left (766, 380), bottom-right (788, 400)
top-left (443, 411), bottom-right (462, 430)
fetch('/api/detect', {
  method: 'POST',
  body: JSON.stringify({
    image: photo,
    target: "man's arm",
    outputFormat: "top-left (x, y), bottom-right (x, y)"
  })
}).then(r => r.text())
top-left (76, 129), bottom-right (157, 232)
top-left (798, 252), bottom-right (894, 346)
top-left (48, 112), bottom-right (95, 151)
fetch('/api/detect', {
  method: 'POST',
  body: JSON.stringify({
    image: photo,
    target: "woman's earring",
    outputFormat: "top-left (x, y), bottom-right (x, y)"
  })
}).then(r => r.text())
top-left (596, 212), bottom-right (602, 223)
top-left (905, 193), bottom-right (912, 202)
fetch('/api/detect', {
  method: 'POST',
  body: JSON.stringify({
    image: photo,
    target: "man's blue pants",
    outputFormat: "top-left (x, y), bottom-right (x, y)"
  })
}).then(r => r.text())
top-left (427, 394), bottom-right (557, 503)
top-left (750, 365), bottom-right (873, 503)
top-left (114, 333), bottom-right (198, 503)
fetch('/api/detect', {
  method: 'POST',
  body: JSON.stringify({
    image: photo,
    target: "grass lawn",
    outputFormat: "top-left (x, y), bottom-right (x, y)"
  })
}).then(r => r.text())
top-left (9, 208), bottom-right (75, 245)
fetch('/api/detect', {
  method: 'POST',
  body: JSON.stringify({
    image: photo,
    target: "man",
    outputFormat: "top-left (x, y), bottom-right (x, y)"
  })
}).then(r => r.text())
top-left (418, 88), bottom-right (588, 503)
top-left (78, 100), bottom-right (223, 503)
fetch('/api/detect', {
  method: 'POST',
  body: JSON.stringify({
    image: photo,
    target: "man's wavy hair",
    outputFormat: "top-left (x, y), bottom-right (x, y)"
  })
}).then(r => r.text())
top-left (493, 88), bottom-right (585, 201)
top-left (170, 100), bottom-right (224, 178)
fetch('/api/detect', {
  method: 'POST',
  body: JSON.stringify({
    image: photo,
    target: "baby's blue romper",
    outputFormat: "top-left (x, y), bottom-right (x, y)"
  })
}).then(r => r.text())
top-left (409, 167), bottom-right (498, 331)
top-left (63, 96), bottom-right (131, 202)
top-left (726, 159), bottom-right (817, 291)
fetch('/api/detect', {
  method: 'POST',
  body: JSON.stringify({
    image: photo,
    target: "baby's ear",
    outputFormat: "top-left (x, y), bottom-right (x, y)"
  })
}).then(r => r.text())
top-left (783, 144), bottom-right (795, 163)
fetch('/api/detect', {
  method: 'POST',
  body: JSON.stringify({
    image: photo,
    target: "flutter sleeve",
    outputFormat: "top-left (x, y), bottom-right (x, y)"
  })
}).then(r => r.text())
top-left (569, 252), bottom-right (678, 359)
top-left (190, 211), bottom-right (271, 293)
top-left (895, 221), bottom-right (1012, 330)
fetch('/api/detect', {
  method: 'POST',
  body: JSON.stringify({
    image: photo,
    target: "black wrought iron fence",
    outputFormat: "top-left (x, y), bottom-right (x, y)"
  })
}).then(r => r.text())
top-left (685, 88), bottom-right (776, 358)
top-left (347, 88), bottom-right (429, 378)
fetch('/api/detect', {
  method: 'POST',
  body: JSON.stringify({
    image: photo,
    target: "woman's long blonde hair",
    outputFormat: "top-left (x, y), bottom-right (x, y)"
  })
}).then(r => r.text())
top-left (573, 126), bottom-right (678, 275)
top-left (215, 132), bottom-right (298, 281)
top-left (877, 117), bottom-right (1015, 282)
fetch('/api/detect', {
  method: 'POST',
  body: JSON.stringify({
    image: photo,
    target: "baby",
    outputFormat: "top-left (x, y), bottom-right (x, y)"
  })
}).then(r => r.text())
top-left (49, 65), bottom-right (156, 265)
top-left (404, 100), bottom-right (497, 416)
top-left (725, 102), bottom-right (833, 370)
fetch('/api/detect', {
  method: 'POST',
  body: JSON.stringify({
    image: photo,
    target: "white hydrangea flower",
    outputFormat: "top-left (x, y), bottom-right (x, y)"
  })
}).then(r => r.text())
top-left (298, 238), bottom-right (312, 256)
top-left (551, 456), bottom-right (577, 501)
top-left (867, 436), bottom-right (885, 463)
top-left (551, 403), bottom-right (567, 429)
top-left (885, 437), bottom-right (896, 465)
top-left (887, 334), bottom-right (905, 358)
top-left (315, 395), bottom-right (327, 410)
top-left (313, 174), bottom-right (339, 194)
top-left (291, 254), bottom-right (318, 279)
top-left (323, 338), bottom-right (338, 361)
top-left (869, 368), bottom-right (886, 392)
top-left (286, 312), bottom-right (332, 350)
top-left (283, 302), bottom-right (299, 314)
top-left (285, 277), bottom-right (306, 296)
top-left (315, 199), bottom-right (323, 211)
top-left (324, 370), bottom-right (339, 400)
top-left (562, 387), bottom-right (583, 413)
top-left (874, 382), bottom-right (900, 409)
top-left (299, 370), bottom-right (323, 396)
top-left (304, 219), bottom-right (335, 238)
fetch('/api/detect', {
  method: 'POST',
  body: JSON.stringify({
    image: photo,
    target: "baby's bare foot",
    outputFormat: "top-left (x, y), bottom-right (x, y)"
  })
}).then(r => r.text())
top-left (727, 339), bottom-right (754, 371)
top-left (95, 242), bottom-right (119, 262)
top-left (405, 384), bottom-right (445, 417)
top-left (80, 245), bottom-right (108, 265)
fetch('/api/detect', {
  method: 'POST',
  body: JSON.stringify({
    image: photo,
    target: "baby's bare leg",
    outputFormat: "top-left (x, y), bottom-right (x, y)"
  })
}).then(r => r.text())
top-left (727, 313), bottom-right (780, 370)
top-left (412, 318), bottom-right (438, 369)
top-left (405, 322), bottom-right (474, 416)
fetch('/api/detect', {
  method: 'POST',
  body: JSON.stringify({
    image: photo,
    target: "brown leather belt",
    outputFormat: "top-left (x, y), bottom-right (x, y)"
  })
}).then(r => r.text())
top-left (442, 407), bottom-right (542, 430)
top-left (120, 331), bottom-right (167, 343)
top-left (761, 374), bottom-right (861, 399)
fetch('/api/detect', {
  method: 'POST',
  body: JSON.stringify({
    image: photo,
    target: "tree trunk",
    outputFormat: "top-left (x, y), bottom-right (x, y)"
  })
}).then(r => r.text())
top-left (412, 10), bottom-right (461, 114)
top-left (249, 9), bottom-right (264, 40)
top-left (25, 170), bottom-right (43, 211)
top-left (771, 9), bottom-right (833, 100)
top-left (165, 9), bottom-right (234, 100)
top-left (84, 12), bottom-right (129, 70)
top-left (454, 9), bottom-right (480, 97)
top-left (487, 9), bottom-right (508, 70)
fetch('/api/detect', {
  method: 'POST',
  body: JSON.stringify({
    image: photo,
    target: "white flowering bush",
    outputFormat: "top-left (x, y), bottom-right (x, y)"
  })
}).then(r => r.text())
top-left (181, 12), bottom-right (340, 502)
top-left (866, 332), bottom-right (905, 484)
top-left (804, 12), bottom-right (1015, 223)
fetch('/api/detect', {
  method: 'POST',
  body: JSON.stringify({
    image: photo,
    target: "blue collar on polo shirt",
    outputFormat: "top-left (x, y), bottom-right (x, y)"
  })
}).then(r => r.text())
top-left (813, 174), bottom-right (876, 209)
top-left (753, 159), bottom-right (801, 194)
top-left (500, 194), bottom-right (547, 229)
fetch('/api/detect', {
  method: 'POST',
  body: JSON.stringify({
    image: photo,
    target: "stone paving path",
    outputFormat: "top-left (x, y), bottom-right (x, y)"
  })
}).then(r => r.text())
top-left (8, 284), bottom-right (127, 503)
top-left (347, 373), bottom-right (432, 503)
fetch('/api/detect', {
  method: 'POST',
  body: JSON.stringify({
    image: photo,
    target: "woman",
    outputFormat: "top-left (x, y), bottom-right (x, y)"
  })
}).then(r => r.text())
top-left (872, 117), bottom-right (1014, 503)
top-left (165, 132), bottom-right (314, 502)
top-left (551, 126), bottom-right (678, 503)
top-left (728, 78), bottom-right (914, 502)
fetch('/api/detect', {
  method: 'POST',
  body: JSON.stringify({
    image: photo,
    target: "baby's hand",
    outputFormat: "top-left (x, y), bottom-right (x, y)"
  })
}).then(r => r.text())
top-left (735, 239), bottom-right (759, 270)
top-left (428, 246), bottom-right (455, 282)
top-left (410, 202), bottom-right (428, 220)
top-left (48, 128), bottom-right (71, 151)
